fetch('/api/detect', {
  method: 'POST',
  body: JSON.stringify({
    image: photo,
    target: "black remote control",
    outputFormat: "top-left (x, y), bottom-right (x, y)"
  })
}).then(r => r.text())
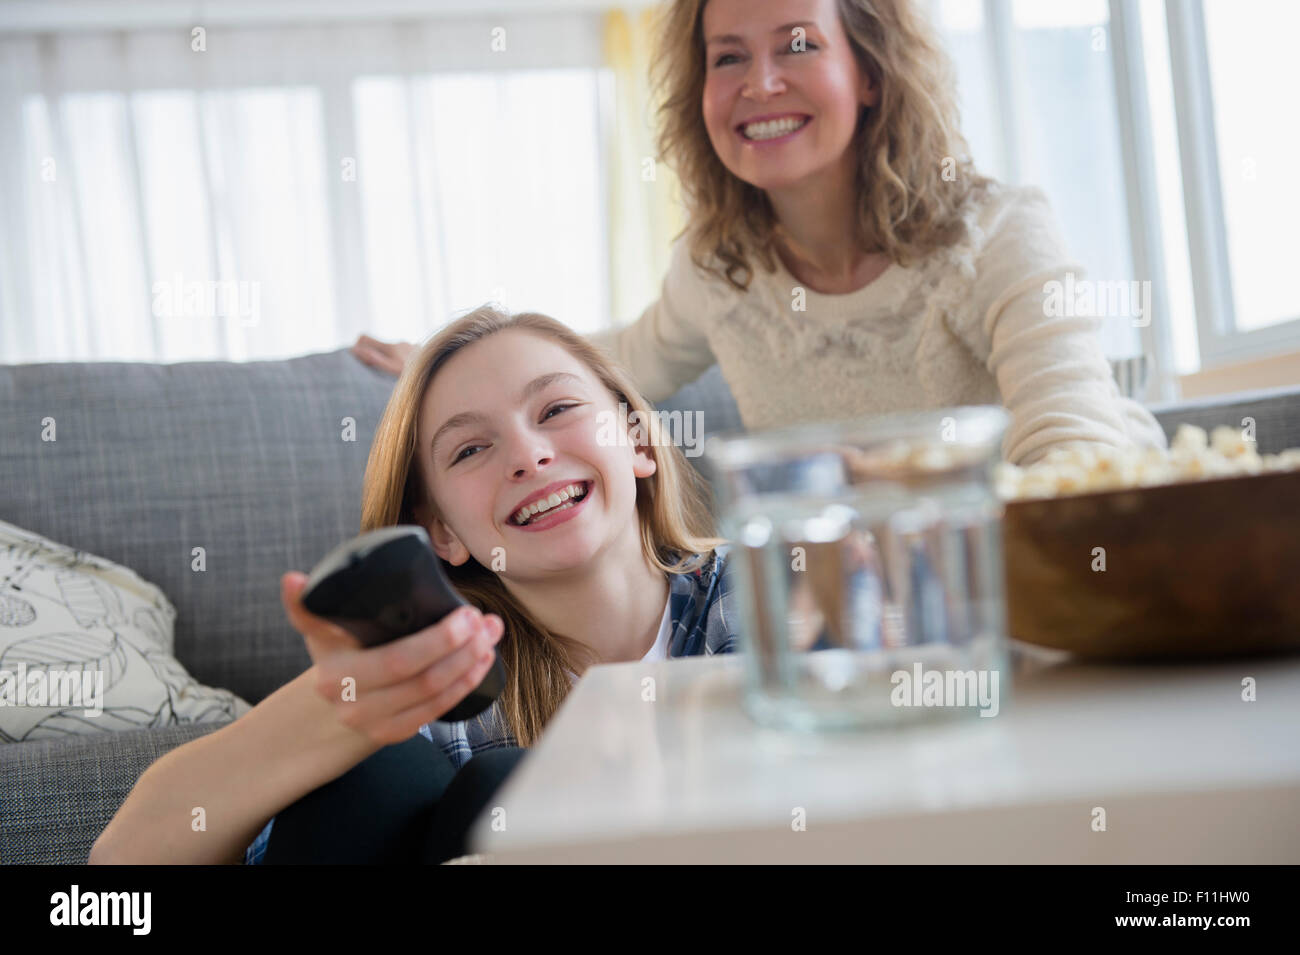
top-left (298, 525), bottom-right (505, 723)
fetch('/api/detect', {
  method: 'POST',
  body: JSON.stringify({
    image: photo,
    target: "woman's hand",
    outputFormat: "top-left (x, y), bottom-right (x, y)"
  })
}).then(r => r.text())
top-left (351, 334), bottom-right (416, 376)
top-left (280, 571), bottom-right (503, 747)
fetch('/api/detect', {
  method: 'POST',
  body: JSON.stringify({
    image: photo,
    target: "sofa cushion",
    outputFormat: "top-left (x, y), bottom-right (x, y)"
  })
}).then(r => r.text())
top-left (0, 518), bottom-right (250, 742)
top-left (0, 349), bottom-right (395, 704)
top-left (0, 721), bottom-right (229, 864)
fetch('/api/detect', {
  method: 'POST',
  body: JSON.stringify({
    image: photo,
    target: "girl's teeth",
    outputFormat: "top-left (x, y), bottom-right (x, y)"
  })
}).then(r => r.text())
top-left (744, 117), bottom-right (807, 140)
top-left (514, 483), bottom-right (587, 524)
top-left (529, 499), bottom-right (576, 522)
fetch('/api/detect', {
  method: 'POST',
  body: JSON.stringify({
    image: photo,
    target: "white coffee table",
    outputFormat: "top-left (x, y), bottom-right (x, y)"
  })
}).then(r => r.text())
top-left (466, 645), bottom-right (1300, 863)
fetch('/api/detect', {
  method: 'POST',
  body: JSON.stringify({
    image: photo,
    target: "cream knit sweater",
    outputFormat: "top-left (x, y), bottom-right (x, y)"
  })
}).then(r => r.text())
top-left (592, 182), bottom-right (1167, 467)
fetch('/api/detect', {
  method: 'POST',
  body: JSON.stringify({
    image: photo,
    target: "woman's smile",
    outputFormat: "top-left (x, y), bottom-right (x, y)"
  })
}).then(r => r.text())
top-left (737, 112), bottom-right (813, 144)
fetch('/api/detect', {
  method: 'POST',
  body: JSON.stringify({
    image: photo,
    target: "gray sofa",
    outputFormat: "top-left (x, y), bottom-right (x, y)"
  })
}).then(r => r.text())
top-left (1, 347), bottom-right (1297, 864)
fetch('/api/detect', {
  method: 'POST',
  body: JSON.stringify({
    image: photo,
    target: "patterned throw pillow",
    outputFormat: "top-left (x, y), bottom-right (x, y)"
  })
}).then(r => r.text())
top-left (0, 518), bottom-right (250, 742)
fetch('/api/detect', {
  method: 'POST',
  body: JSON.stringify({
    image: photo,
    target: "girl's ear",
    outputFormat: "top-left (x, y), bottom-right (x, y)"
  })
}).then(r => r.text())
top-left (415, 501), bottom-right (472, 566)
top-left (426, 516), bottom-right (472, 566)
top-left (632, 437), bottom-right (658, 480)
top-left (626, 406), bottom-right (659, 479)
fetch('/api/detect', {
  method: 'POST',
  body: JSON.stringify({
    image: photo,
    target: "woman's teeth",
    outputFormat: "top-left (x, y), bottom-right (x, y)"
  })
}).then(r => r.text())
top-left (512, 483), bottom-right (588, 526)
top-left (742, 116), bottom-right (809, 141)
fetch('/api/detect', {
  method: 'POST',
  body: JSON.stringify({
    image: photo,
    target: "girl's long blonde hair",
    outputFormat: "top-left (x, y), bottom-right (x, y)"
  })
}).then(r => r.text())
top-left (359, 306), bottom-right (726, 747)
top-left (654, 0), bottom-right (991, 290)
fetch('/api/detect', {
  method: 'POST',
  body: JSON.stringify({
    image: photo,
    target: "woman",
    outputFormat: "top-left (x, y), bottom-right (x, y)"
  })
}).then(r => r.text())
top-left (355, 0), bottom-right (1165, 467)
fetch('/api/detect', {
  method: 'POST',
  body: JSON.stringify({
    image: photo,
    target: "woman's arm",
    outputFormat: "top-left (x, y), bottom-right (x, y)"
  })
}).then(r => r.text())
top-left (589, 237), bottom-right (720, 403)
top-left (984, 271), bottom-right (1168, 467)
top-left (90, 573), bottom-right (503, 865)
top-left (957, 186), bottom-right (1169, 467)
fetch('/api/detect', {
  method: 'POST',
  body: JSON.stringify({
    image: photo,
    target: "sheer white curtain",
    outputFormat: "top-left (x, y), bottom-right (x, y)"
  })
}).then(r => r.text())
top-left (0, 14), bottom-right (609, 363)
top-left (932, 0), bottom-right (1141, 364)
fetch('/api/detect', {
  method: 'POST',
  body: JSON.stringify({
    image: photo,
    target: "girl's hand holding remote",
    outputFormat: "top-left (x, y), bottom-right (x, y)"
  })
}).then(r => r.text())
top-left (280, 571), bottom-right (503, 747)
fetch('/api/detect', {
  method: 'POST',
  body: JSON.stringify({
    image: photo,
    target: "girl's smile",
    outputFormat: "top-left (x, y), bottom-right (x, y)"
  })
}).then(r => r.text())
top-left (507, 479), bottom-right (594, 532)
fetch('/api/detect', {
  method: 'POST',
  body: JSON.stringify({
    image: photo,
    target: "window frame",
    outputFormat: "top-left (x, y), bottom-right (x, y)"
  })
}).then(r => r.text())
top-left (1109, 0), bottom-right (1180, 402)
top-left (1164, 0), bottom-right (1300, 366)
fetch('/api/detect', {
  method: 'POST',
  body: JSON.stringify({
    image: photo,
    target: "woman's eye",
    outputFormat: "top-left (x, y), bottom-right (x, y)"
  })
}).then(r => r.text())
top-left (543, 403), bottom-right (576, 421)
top-left (713, 53), bottom-right (741, 67)
top-left (453, 444), bottom-right (485, 463)
top-left (786, 41), bottom-right (818, 53)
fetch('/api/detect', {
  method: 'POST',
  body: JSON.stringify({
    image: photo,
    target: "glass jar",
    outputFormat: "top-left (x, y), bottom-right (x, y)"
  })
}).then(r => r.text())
top-left (704, 406), bottom-right (1012, 731)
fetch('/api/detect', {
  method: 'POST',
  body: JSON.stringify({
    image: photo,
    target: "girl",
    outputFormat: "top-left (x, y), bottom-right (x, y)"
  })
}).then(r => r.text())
top-left (355, 0), bottom-right (1167, 468)
top-left (92, 306), bottom-right (736, 865)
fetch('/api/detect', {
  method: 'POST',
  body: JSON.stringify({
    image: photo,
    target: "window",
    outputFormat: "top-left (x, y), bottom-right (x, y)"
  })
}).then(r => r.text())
top-left (937, 0), bottom-right (1140, 365)
top-left (353, 71), bottom-right (606, 340)
top-left (0, 14), bottom-right (608, 363)
top-left (1201, 0), bottom-right (1300, 333)
top-left (933, 0), bottom-right (1300, 399)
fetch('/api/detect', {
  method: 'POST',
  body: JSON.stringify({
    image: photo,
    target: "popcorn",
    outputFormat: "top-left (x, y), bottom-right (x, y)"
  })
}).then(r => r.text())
top-left (1210, 424), bottom-right (1258, 460)
top-left (844, 439), bottom-right (974, 476)
top-left (1171, 423), bottom-right (1208, 454)
top-left (993, 461), bottom-right (1024, 500)
top-left (998, 424), bottom-right (1300, 500)
top-left (911, 445), bottom-right (958, 471)
top-left (1050, 463), bottom-right (1091, 495)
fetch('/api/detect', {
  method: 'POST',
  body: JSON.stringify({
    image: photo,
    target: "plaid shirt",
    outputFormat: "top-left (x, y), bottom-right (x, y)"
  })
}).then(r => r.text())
top-left (244, 545), bottom-right (737, 864)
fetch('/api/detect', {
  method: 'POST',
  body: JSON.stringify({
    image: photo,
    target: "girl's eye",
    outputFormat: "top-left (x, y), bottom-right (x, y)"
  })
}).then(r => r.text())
top-left (451, 404), bottom-right (576, 464)
top-left (454, 402), bottom-right (577, 462)
top-left (712, 52), bottom-right (741, 67)
top-left (786, 41), bottom-right (818, 53)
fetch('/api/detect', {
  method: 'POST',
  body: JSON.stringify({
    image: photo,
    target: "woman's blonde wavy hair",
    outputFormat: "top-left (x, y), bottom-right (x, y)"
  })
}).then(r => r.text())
top-left (654, 0), bottom-right (991, 290)
top-left (359, 305), bottom-right (727, 748)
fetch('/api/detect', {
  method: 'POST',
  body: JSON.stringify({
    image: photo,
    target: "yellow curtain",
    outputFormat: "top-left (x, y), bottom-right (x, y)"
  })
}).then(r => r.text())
top-left (603, 5), bottom-right (688, 327)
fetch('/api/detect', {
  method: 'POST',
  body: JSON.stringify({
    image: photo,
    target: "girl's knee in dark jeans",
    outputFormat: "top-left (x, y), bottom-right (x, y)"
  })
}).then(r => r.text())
top-left (263, 735), bottom-right (526, 865)
top-left (421, 746), bottom-right (527, 864)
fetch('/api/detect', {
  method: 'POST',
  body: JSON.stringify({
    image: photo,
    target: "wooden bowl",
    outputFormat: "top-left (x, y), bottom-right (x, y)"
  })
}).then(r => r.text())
top-left (1001, 469), bottom-right (1300, 660)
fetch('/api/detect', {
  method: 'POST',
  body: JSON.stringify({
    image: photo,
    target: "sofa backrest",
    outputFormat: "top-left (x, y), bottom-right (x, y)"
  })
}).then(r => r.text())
top-left (0, 348), bottom-right (395, 704)
top-left (1148, 383), bottom-right (1300, 454)
top-left (652, 363), bottom-right (745, 440)
top-left (661, 372), bottom-right (1300, 455)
